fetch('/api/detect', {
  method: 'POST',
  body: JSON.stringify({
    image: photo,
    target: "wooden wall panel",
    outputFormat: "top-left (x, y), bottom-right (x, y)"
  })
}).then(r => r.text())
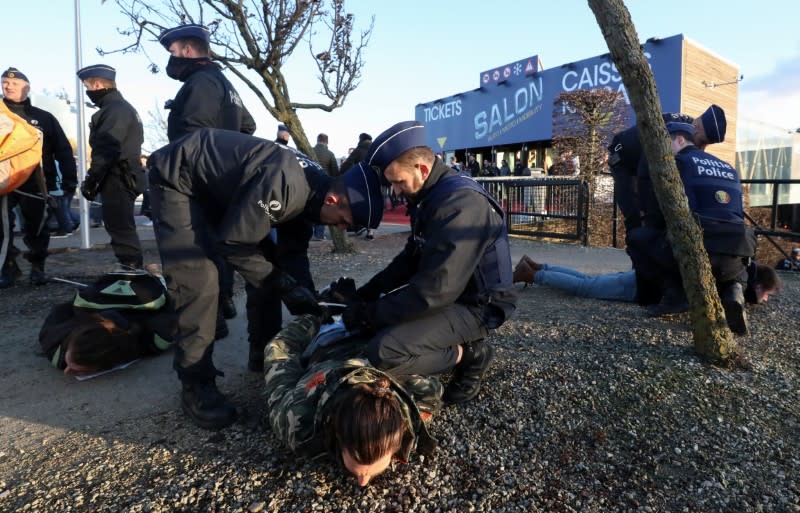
top-left (680, 37), bottom-right (740, 164)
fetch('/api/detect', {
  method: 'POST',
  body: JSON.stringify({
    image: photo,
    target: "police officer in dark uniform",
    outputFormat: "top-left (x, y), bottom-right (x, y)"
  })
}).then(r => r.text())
top-left (160, 23), bottom-right (257, 325)
top-left (336, 121), bottom-right (517, 405)
top-left (147, 128), bottom-right (384, 429)
top-left (1, 67), bottom-right (78, 287)
top-left (627, 121), bottom-right (755, 334)
top-left (77, 64), bottom-right (145, 269)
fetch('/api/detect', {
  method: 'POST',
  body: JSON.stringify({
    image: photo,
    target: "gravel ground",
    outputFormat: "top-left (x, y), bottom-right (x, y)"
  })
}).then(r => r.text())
top-left (1, 233), bottom-right (798, 513)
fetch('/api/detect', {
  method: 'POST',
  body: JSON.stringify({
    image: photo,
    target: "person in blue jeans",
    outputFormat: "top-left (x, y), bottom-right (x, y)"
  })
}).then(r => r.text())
top-left (514, 254), bottom-right (637, 302)
top-left (513, 255), bottom-right (781, 306)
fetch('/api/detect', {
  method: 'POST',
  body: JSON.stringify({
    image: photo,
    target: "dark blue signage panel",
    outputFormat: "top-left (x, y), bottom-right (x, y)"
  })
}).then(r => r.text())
top-left (479, 55), bottom-right (542, 88)
top-left (416, 34), bottom-right (684, 151)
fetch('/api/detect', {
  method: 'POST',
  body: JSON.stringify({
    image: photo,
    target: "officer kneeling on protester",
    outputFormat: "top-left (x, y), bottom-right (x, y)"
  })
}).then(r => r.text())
top-left (330, 121), bottom-right (517, 405)
top-left (627, 121), bottom-right (755, 335)
top-left (146, 128), bottom-right (383, 430)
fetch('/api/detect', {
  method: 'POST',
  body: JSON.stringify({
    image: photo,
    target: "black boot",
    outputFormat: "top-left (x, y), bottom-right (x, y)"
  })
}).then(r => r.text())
top-left (720, 282), bottom-right (748, 335)
top-left (220, 294), bottom-right (237, 319)
top-left (647, 286), bottom-right (688, 317)
top-left (181, 380), bottom-right (238, 430)
top-left (443, 340), bottom-right (495, 405)
top-left (0, 258), bottom-right (22, 289)
top-left (29, 261), bottom-right (48, 286)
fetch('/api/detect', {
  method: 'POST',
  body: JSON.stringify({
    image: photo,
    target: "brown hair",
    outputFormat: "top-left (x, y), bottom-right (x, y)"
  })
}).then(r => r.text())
top-left (394, 147), bottom-right (435, 168)
top-left (327, 378), bottom-right (407, 465)
top-left (755, 263), bottom-right (781, 292)
top-left (65, 313), bottom-right (142, 370)
top-left (176, 37), bottom-right (210, 55)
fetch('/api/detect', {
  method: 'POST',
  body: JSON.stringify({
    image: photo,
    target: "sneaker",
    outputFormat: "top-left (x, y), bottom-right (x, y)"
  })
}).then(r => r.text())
top-left (720, 282), bottom-right (748, 335)
top-left (181, 381), bottom-right (238, 430)
top-left (365, 230), bottom-right (374, 240)
top-left (443, 340), bottom-right (495, 404)
top-left (513, 259), bottom-right (536, 285)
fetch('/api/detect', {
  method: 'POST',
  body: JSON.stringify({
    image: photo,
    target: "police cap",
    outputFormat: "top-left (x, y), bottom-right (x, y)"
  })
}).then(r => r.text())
top-left (76, 64), bottom-right (116, 82)
top-left (342, 162), bottom-right (384, 229)
top-left (1, 67), bottom-right (29, 83)
top-left (365, 120), bottom-right (426, 172)
top-left (665, 122), bottom-right (696, 138)
top-left (159, 24), bottom-right (211, 50)
top-left (700, 104), bottom-right (726, 144)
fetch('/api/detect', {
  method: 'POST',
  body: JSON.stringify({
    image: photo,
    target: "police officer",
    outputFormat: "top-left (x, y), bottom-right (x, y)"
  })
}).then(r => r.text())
top-left (77, 64), bottom-right (145, 269)
top-left (147, 128), bottom-right (384, 429)
top-left (336, 121), bottom-right (517, 405)
top-left (628, 122), bottom-right (754, 334)
top-left (1, 67), bottom-right (77, 287)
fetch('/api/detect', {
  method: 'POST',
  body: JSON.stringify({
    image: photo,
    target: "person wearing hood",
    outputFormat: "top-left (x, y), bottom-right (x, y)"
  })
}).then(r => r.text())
top-left (147, 128), bottom-right (384, 430)
top-left (77, 64), bottom-right (145, 269)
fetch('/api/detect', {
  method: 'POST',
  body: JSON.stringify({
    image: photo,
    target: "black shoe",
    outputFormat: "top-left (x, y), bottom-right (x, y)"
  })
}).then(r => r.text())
top-left (720, 282), bottom-right (748, 335)
top-left (443, 340), bottom-right (495, 404)
top-left (0, 259), bottom-right (22, 289)
top-left (181, 381), bottom-right (238, 430)
top-left (365, 230), bottom-right (374, 240)
top-left (29, 263), bottom-right (48, 286)
top-left (220, 295), bottom-right (237, 319)
top-left (647, 287), bottom-right (688, 317)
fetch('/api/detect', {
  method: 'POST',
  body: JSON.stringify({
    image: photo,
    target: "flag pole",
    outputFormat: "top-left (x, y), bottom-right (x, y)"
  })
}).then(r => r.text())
top-left (74, 0), bottom-right (91, 249)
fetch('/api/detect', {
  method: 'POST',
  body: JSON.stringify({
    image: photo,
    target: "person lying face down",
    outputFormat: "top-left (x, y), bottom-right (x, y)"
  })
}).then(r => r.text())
top-left (262, 313), bottom-right (441, 487)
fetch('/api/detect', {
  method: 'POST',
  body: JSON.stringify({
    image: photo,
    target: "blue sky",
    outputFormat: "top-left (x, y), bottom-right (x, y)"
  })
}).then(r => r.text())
top-left (4, 0), bottom-right (800, 155)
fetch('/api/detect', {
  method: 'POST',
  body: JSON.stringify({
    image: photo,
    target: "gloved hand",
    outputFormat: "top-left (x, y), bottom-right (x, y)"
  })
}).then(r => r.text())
top-left (318, 276), bottom-right (358, 305)
top-left (342, 300), bottom-right (376, 333)
top-left (80, 173), bottom-right (103, 201)
top-left (265, 270), bottom-right (322, 317)
top-left (45, 194), bottom-right (59, 211)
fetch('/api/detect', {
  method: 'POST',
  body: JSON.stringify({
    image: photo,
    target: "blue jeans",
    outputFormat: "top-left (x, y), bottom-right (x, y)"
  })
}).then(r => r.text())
top-left (313, 224), bottom-right (325, 239)
top-left (535, 265), bottom-right (637, 302)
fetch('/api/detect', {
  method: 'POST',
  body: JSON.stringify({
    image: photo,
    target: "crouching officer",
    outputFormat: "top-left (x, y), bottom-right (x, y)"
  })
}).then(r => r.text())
top-left (336, 121), bottom-right (517, 405)
top-left (628, 121), bottom-right (755, 334)
top-left (77, 64), bottom-right (145, 269)
top-left (147, 128), bottom-right (383, 430)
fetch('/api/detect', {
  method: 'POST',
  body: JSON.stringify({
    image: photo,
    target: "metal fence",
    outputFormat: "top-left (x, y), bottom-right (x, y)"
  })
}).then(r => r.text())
top-left (475, 176), bottom-right (590, 244)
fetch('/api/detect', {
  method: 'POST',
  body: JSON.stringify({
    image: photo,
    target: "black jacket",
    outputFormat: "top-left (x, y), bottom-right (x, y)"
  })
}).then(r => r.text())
top-left (3, 97), bottom-right (77, 194)
top-left (87, 89), bottom-right (144, 186)
top-left (148, 129), bottom-right (323, 287)
top-left (340, 138), bottom-right (371, 172)
top-left (166, 61), bottom-right (256, 142)
top-left (358, 160), bottom-right (511, 326)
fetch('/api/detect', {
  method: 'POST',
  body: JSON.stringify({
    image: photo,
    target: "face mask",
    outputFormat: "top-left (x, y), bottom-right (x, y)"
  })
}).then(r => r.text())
top-left (165, 56), bottom-right (208, 81)
top-left (86, 88), bottom-right (112, 104)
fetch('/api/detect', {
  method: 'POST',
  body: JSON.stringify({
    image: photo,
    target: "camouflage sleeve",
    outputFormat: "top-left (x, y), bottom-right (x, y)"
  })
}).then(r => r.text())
top-left (263, 314), bottom-right (322, 453)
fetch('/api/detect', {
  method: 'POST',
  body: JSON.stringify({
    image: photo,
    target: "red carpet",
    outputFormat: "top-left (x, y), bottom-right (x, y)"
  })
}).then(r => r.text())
top-left (382, 204), bottom-right (410, 225)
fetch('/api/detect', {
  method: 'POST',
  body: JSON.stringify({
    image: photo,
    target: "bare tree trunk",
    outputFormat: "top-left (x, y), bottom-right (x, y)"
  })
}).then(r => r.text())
top-left (588, 0), bottom-right (739, 363)
top-left (329, 226), bottom-right (353, 253)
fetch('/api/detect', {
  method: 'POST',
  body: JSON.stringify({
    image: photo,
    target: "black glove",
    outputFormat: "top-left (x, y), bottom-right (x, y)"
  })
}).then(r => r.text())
top-left (266, 270), bottom-right (322, 317)
top-left (318, 276), bottom-right (358, 305)
top-left (342, 300), bottom-right (376, 333)
top-left (80, 173), bottom-right (103, 201)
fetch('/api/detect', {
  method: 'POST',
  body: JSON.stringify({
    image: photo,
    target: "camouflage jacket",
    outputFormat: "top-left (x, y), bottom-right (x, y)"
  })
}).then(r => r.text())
top-left (264, 315), bottom-right (440, 462)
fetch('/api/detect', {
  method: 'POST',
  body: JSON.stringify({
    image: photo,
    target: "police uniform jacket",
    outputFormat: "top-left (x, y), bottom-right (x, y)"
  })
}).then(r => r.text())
top-left (148, 129), bottom-right (321, 288)
top-left (87, 89), bottom-right (144, 185)
top-left (2, 98), bottom-right (78, 194)
top-left (357, 159), bottom-right (514, 328)
top-left (166, 61), bottom-right (256, 142)
top-left (264, 315), bottom-right (437, 461)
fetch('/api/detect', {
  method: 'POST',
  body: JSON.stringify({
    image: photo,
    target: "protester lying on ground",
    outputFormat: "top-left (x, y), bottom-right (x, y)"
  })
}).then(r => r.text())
top-left (513, 255), bottom-right (781, 306)
top-left (263, 312), bottom-right (441, 487)
top-left (38, 269), bottom-right (176, 376)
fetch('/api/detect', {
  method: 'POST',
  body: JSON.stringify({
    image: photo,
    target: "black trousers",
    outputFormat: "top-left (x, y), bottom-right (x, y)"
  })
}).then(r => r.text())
top-left (150, 180), bottom-right (220, 382)
top-left (366, 303), bottom-right (488, 377)
top-left (99, 175), bottom-right (142, 266)
top-left (2, 185), bottom-right (49, 266)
